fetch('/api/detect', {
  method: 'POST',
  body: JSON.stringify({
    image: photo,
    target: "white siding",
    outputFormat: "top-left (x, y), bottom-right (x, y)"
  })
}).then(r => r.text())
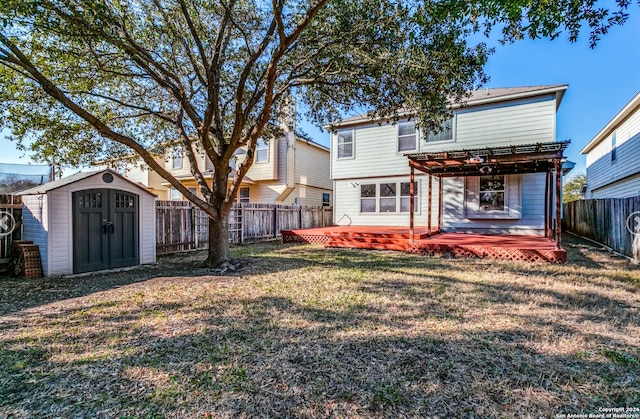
top-left (246, 136), bottom-right (278, 181)
top-left (333, 175), bottom-right (438, 227)
top-left (332, 95), bottom-right (557, 181)
top-left (295, 140), bottom-right (331, 190)
top-left (442, 173), bottom-right (547, 235)
top-left (48, 189), bottom-right (72, 275)
top-left (590, 172), bottom-right (640, 198)
top-left (247, 182), bottom-right (284, 203)
top-left (586, 107), bottom-right (640, 197)
top-left (21, 195), bottom-right (49, 276)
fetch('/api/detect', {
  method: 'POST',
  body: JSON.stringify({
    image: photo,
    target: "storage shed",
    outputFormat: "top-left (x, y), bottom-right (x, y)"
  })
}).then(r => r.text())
top-left (20, 169), bottom-right (156, 276)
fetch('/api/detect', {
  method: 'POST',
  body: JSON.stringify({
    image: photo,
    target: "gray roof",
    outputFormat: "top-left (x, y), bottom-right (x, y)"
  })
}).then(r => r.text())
top-left (329, 84), bottom-right (568, 127)
top-left (19, 169), bottom-right (156, 196)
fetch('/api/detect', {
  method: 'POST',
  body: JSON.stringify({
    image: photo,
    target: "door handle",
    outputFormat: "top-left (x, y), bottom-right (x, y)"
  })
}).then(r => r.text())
top-left (103, 221), bottom-right (114, 234)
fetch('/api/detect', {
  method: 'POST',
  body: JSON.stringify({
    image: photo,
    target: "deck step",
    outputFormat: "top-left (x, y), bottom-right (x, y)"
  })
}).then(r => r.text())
top-left (324, 231), bottom-right (431, 240)
top-left (325, 240), bottom-right (408, 252)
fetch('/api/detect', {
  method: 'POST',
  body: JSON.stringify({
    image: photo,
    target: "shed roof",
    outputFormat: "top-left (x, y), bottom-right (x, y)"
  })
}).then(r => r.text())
top-left (19, 169), bottom-right (157, 196)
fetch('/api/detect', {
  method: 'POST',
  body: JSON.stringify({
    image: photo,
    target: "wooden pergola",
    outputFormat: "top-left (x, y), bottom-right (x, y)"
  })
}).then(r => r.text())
top-left (406, 141), bottom-right (570, 249)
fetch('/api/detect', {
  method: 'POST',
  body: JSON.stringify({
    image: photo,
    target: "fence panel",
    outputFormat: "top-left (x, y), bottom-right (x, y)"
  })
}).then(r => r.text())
top-left (563, 197), bottom-right (640, 260)
top-left (0, 194), bottom-right (22, 265)
top-left (156, 201), bottom-right (195, 254)
top-left (156, 201), bottom-right (333, 254)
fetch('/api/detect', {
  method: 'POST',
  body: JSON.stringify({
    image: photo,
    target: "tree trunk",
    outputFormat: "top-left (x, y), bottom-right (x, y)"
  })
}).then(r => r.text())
top-left (205, 213), bottom-right (230, 267)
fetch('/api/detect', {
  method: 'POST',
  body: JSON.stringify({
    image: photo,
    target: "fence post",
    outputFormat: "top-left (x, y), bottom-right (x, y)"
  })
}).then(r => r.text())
top-left (273, 205), bottom-right (278, 238)
top-left (299, 206), bottom-right (303, 229)
top-left (240, 204), bottom-right (245, 244)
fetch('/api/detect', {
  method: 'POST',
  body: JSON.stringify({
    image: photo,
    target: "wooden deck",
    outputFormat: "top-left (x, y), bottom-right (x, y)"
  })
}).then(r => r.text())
top-left (281, 226), bottom-right (566, 263)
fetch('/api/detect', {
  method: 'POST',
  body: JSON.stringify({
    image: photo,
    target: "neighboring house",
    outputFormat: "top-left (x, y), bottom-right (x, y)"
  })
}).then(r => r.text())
top-left (581, 91), bottom-right (640, 198)
top-left (329, 85), bottom-right (568, 236)
top-left (98, 133), bottom-right (332, 207)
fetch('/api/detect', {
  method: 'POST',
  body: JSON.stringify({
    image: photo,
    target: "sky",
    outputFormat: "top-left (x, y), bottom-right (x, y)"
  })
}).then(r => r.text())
top-left (2, 10), bottom-right (640, 178)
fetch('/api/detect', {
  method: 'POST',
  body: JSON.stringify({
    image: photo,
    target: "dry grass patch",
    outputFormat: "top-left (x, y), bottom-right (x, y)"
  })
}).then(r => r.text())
top-left (1, 235), bottom-right (639, 418)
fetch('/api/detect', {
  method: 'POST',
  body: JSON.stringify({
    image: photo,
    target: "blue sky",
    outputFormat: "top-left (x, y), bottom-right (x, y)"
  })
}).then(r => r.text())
top-left (2, 11), bottom-right (640, 178)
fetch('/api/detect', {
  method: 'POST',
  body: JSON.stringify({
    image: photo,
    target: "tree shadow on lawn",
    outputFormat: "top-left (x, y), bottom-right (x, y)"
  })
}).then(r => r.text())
top-left (1, 266), bottom-right (638, 418)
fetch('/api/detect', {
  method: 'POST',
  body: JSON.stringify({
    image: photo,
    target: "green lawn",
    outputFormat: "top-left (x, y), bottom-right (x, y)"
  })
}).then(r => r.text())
top-left (1, 235), bottom-right (639, 418)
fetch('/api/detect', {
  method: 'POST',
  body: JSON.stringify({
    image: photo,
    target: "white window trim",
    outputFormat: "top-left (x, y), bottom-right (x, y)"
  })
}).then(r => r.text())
top-left (170, 187), bottom-right (182, 201)
top-left (336, 129), bottom-right (355, 160)
top-left (172, 147), bottom-right (183, 169)
top-left (255, 139), bottom-right (269, 164)
top-left (465, 175), bottom-right (521, 220)
top-left (358, 180), bottom-right (421, 214)
top-left (397, 121), bottom-right (418, 153)
top-left (238, 187), bottom-right (250, 204)
top-left (424, 115), bottom-right (457, 144)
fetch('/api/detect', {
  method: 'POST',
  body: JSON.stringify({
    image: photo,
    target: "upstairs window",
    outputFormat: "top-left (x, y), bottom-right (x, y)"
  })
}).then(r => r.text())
top-left (172, 147), bottom-right (183, 169)
top-left (337, 130), bottom-right (354, 158)
top-left (398, 121), bottom-right (417, 152)
top-left (611, 132), bottom-right (617, 162)
top-left (425, 117), bottom-right (454, 142)
top-left (256, 139), bottom-right (269, 163)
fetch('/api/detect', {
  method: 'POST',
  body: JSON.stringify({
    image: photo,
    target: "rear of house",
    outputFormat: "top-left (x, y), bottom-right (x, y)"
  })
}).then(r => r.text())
top-left (581, 92), bottom-right (640, 198)
top-left (330, 85), bottom-right (567, 236)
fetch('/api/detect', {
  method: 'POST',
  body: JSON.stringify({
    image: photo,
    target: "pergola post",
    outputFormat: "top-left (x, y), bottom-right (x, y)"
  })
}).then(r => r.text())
top-left (547, 171), bottom-right (554, 240)
top-left (438, 176), bottom-right (443, 233)
top-left (544, 171), bottom-right (549, 239)
top-left (410, 165), bottom-right (415, 242)
top-left (427, 173), bottom-right (432, 236)
top-left (555, 159), bottom-right (562, 249)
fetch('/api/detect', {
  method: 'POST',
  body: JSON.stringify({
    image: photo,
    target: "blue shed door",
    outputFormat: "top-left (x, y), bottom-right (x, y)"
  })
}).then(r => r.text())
top-left (72, 189), bottom-right (139, 274)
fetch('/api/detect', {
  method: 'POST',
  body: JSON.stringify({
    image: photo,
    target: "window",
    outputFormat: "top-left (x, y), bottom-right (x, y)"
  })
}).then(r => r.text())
top-left (398, 121), bottom-right (417, 152)
top-left (379, 183), bottom-right (397, 213)
top-left (187, 187), bottom-right (197, 198)
top-left (360, 184), bottom-right (376, 212)
top-left (337, 130), bottom-right (354, 158)
top-left (170, 187), bottom-right (181, 201)
top-left (256, 139), bottom-right (269, 163)
top-left (239, 187), bottom-right (250, 204)
top-left (172, 147), bottom-right (183, 169)
top-left (425, 117), bottom-right (454, 142)
top-left (400, 181), bottom-right (419, 212)
top-left (322, 193), bottom-right (331, 207)
top-left (611, 132), bottom-right (617, 162)
top-left (479, 175), bottom-right (505, 211)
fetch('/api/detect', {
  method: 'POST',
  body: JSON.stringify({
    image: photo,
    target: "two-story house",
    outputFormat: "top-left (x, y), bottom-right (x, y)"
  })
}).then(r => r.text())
top-left (329, 85), bottom-right (568, 237)
top-left (101, 129), bottom-right (332, 207)
top-left (581, 91), bottom-right (640, 198)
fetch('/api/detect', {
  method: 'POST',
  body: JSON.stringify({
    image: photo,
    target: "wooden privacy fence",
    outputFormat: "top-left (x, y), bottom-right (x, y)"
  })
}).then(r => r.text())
top-left (157, 201), bottom-right (333, 254)
top-left (563, 197), bottom-right (640, 260)
top-left (0, 194), bottom-right (22, 266)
